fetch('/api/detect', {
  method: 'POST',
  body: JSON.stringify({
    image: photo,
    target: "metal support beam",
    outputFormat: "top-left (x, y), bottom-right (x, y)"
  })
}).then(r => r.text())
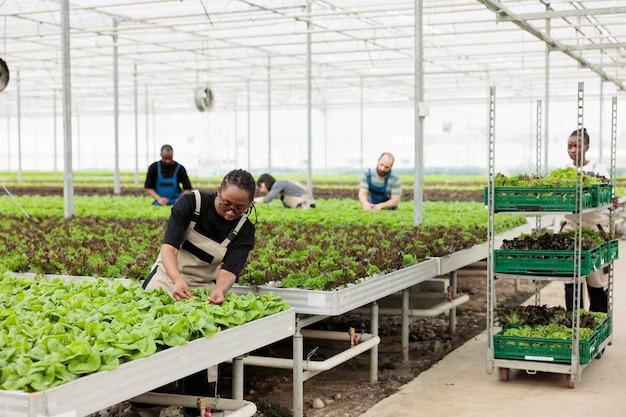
top-left (565, 41), bottom-right (626, 51)
top-left (306, 0), bottom-right (313, 192)
top-left (145, 86), bottom-right (149, 168)
top-left (478, 0), bottom-right (624, 90)
top-left (360, 76), bottom-right (364, 171)
top-left (370, 301), bottom-right (379, 384)
top-left (544, 8), bottom-right (550, 174)
top-left (413, 0), bottom-right (425, 226)
top-left (267, 56), bottom-right (272, 172)
top-left (401, 289), bottom-right (409, 362)
top-left (61, 0), bottom-right (74, 218)
top-left (76, 108), bottom-right (81, 171)
top-left (16, 71), bottom-right (22, 183)
top-left (53, 89), bottom-right (58, 174)
top-left (599, 79), bottom-right (604, 163)
top-left (293, 328), bottom-right (303, 417)
top-left (113, 19), bottom-right (121, 195)
top-left (247, 80), bottom-right (251, 171)
top-left (497, 6), bottom-right (626, 21)
top-left (134, 64), bottom-right (139, 185)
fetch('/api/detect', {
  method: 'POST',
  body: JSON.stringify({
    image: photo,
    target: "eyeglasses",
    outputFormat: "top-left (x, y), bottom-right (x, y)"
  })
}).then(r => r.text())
top-left (217, 193), bottom-right (250, 216)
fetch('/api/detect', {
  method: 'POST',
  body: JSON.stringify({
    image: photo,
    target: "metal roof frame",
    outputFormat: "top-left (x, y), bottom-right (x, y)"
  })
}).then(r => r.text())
top-left (0, 0), bottom-right (624, 115)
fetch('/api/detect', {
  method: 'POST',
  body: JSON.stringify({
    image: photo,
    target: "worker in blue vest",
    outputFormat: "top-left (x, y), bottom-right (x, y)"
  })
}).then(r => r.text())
top-left (144, 144), bottom-right (193, 206)
top-left (358, 152), bottom-right (402, 210)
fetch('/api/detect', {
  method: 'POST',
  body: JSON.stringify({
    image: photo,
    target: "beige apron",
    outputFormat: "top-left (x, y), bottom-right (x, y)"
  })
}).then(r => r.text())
top-left (562, 210), bottom-right (610, 288)
top-left (144, 189), bottom-right (248, 296)
top-left (282, 180), bottom-right (315, 209)
top-left (143, 190), bottom-right (248, 383)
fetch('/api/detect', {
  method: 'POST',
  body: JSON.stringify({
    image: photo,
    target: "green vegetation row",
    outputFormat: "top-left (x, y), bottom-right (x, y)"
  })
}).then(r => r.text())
top-left (0, 196), bottom-right (525, 229)
top-left (494, 167), bottom-right (606, 187)
top-left (500, 228), bottom-right (609, 251)
top-left (0, 198), bottom-right (526, 290)
top-left (0, 274), bottom-right (289, 392)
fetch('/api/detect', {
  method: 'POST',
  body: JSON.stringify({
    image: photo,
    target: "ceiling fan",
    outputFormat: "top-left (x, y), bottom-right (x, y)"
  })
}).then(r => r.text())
top-left (194, 86), bottom-right (214, 112)
top-left (0, 58), bottom-right (9, 92)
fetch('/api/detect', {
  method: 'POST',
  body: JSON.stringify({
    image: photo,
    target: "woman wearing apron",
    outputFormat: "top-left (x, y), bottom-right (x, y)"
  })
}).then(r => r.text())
top-left (561, 128), bottom-right (618, 313)
top-left (133, 169), bottom-right (256, 417)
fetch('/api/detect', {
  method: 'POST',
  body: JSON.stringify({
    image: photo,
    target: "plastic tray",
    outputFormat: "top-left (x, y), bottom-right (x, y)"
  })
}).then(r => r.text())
top-left (494, 317), bottom-right (611, 364)
top-left (494, 245), bottom-right (606, 276)
top-left (484, 186), bottom-right (595, 212)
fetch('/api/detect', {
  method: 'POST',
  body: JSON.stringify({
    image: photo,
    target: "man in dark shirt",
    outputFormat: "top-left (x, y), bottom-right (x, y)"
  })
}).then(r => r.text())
top-left (144, 144), bottom-right (193, 206)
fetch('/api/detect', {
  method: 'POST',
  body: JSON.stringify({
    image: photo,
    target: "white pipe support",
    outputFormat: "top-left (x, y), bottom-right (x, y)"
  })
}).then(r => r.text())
top-left (130, 393), bottom-right (248, 412)
top-left (352, 294), bottom-right (470, 317)
top-left (232, 356), bottom-right (244, 402)
top-left (370, 301), bottom-right (379, 384)
top-left (448, 271), bottom-right (457, 335)
top-left (300, 329), bottom-right (373, 343)
top-left (401, 289), bottom-right (410, 362)
top-left (293, 330), bottom-right (304, 417)
top-left (236, 336), bottom-right (380, 372)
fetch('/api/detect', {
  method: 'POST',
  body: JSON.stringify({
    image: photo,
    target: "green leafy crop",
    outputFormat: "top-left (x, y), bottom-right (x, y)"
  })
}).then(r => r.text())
top-left (0, 274), bottom-right (289, 393)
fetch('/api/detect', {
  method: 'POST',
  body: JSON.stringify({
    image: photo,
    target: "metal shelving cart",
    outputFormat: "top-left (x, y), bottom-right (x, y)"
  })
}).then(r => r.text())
top-left (485, 82), bottom-right (618, 388)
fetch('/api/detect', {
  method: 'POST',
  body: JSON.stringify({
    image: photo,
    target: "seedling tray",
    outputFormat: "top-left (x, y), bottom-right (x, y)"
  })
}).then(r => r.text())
top-left (494, 245), bottom-right (606, 276)
top-left (483, 186), bottom-right (594, 212)
top-left (494, 317), bottom-right (611, 364)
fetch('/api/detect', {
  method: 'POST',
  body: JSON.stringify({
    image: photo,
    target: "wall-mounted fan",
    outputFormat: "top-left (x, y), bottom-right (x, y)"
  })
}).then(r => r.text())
top-left (194, 86), bottom-right (214, 112)
top-left (0, 58), bottom-right (9, 92)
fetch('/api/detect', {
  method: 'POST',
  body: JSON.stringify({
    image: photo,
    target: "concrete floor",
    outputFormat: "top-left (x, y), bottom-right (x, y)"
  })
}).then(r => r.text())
top-left (360, 240), bottom-right (626, 417)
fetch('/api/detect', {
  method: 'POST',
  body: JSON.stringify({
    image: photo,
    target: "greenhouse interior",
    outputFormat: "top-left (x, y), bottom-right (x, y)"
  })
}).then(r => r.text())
top-left (1, 1), bottom-right (626, 417)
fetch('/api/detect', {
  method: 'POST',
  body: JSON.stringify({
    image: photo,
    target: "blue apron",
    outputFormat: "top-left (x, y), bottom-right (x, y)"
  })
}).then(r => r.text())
top-left (153, 161), bottom-right (181, 206)
top-left (367, 169), bottom-right (397, 209)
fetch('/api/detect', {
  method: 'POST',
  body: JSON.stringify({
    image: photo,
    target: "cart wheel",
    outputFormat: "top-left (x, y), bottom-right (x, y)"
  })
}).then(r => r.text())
top-left (596, 348), bottom-right (605, 360)
top-left (499, 368), bottom-right (510, 382)
top-left (567, 375), bottom-right (576, 389)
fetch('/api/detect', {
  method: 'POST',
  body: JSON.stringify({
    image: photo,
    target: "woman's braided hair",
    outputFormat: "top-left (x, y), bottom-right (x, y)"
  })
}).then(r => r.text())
top-left (221, 169), bottom-right (256, 201)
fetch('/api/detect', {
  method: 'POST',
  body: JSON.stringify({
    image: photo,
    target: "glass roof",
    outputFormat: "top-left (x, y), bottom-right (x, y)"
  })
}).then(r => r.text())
top-left (1, 0), bottom-right (625, 115)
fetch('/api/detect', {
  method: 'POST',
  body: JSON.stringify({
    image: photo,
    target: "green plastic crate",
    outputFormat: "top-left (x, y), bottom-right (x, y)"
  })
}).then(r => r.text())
top-left (494, 245), bottom-right (606, 276)
top-left (494, 317), bottom-right (611, 364)
top-left (592, 184), bottom-right (613, 207)
top-left (605, 239), bottom-right (620, 263)
top-left (483, 186), bottom-right (595, 212)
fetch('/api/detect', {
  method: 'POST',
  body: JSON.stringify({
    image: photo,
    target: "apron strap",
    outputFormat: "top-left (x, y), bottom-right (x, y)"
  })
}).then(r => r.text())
top-left (182, 190), bottom-right (202, 243)
top-left (221, 213), bottom-right (248, 247)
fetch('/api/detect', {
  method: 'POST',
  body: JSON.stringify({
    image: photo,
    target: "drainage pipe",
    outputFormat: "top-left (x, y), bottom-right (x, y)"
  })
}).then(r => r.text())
top-left (352, 294), bottom-right (469, 317)
top-left (300, 329), bottom-right (373, 342)
top-left (131, 393), bottom-right (255, 417)
top-left (234, 336), bottom-right (380, 371)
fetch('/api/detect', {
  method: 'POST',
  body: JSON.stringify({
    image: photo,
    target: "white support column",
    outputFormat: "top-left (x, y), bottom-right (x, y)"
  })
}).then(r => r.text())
top-left (306, 0), bottom-right (313, 191)
top-left (134, 64), bottom-right (139, 185)
top-left (543, 8), bottom-right (551, 174)
top-left (145, 86), bottom-right (149, 168)
top-left (413, 0), bottom-right (425, 226)
top-left (5, 102), bottom-right (9, 172)
top-left (247, 80), bottom-right (251, 171)
top-left (599, 79), bottom-right (604, 163)
top-left (267, 56), bottom-right (272, 171)
top-left (360, 77), bottom-right (364, 171)
top-left (76, 107), bottom-right (80, 171)
top-left (16, 71), bottom-right (22, 183)
top-left (61, 0), bottom-right (74, 218)
top-left (113, 19), bottom-right (121, 195)
top-left (53, 89), bottom-right (58, 174)
top-left (234, 106), bottom-right (238, 168)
